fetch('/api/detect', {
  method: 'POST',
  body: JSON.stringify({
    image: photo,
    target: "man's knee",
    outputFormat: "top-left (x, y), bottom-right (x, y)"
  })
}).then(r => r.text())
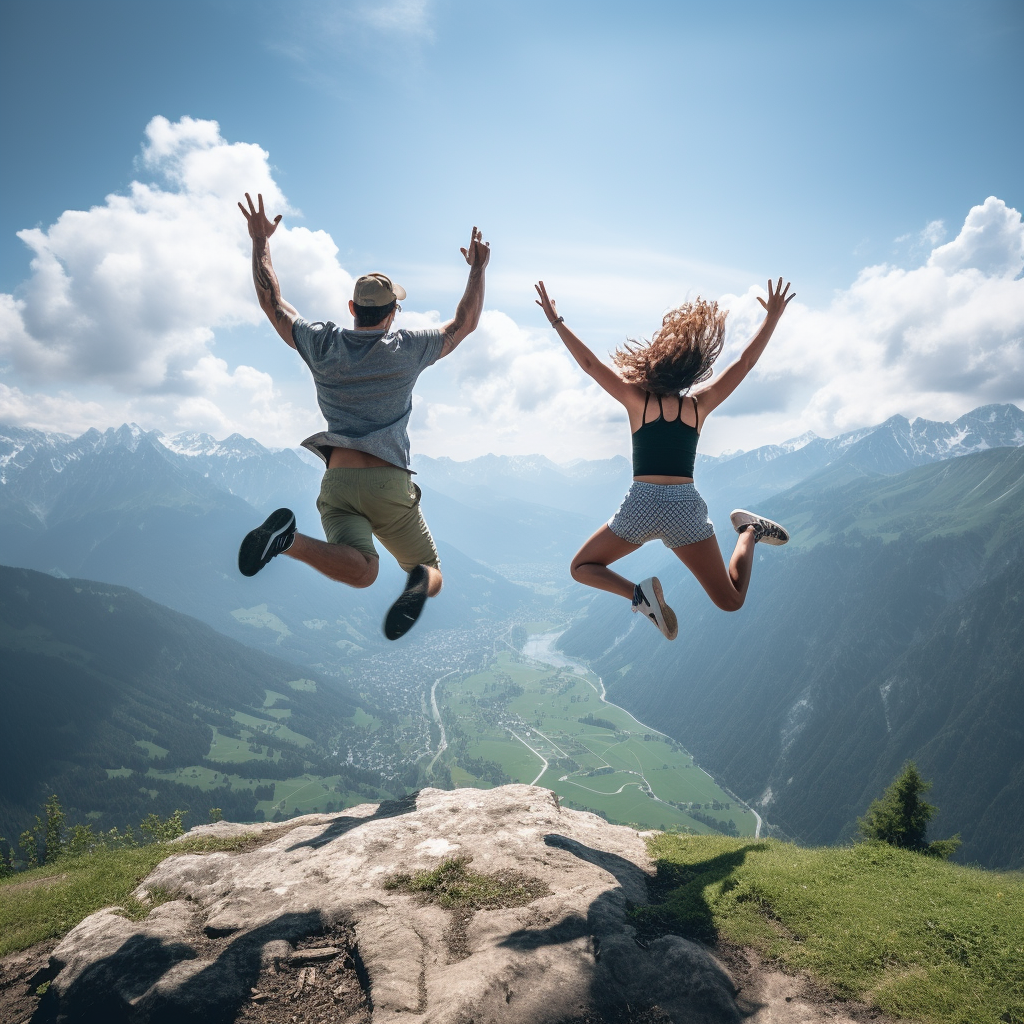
top-left (426, 565), bottom-right (443, 597)
top-left (569, 559), bottom-right (590, 582)
top-left (348, 555), bottom-right (379, 588)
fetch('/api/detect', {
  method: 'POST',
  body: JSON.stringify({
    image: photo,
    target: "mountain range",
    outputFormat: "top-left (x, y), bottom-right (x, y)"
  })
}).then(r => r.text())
top-left (2, 402), bottom-right (1022, 867)
top-left (0, 422), bottom-right (534, 673)
top-left (557, 444), bottom-right (1024, 869)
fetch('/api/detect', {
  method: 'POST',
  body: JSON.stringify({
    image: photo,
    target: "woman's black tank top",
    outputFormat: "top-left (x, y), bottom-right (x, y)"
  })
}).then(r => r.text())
top-left (631, 393), bottom-right (700, 478)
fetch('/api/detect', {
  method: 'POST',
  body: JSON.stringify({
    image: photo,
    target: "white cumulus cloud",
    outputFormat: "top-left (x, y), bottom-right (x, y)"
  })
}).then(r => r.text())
top-left (698, 197), bottom-right (1024, 454)
top-left (0, 115), bottom-right (351, 438)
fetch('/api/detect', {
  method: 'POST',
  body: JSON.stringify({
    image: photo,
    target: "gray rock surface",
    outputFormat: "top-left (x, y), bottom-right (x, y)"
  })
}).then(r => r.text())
top-left (38, 786), bottom-right (876, 1023)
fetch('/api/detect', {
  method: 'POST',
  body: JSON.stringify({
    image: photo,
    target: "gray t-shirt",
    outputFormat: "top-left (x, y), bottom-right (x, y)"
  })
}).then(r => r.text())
top-left (292, 318), bottom-right (443, 470)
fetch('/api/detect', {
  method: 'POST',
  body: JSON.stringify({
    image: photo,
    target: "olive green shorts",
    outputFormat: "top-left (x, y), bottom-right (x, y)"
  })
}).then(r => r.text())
top-left (316, 467), bottom-right (440, 572)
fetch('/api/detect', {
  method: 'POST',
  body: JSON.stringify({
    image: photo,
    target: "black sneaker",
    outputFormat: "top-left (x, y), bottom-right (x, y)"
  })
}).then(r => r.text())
top-left (238, 508), bottom-right (296, 577)
top-left (384, 565), bottom-right (430, 641)
top-left (730, 509), bottom-right (789, 546)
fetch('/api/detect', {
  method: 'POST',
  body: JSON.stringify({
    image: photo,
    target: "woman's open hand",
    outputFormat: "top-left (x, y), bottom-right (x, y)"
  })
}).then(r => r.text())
top-left (534, 280), bottom-right (560, 324)
top-left (757, 277), bottom-right (795, 320)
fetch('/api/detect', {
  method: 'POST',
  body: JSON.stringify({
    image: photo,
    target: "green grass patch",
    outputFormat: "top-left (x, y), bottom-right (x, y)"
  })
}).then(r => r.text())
top-left (205, 726), bottom-right (263, 763)
top-left (449, 765), bottom-right (483, 787)
top-left (347, 707), bottom-right (381, 731)
top-left (285, 678), bottom-right (317, 692)
top-left (0, 835), bottom-right (258, 957)
top-left (522, 620), bottom-right (563, 633)
top-left (383, 855), bottom-right (550, 909)
top-left (639, 833), bottom-right (1024, 1024)
top-left (258, 774), bottom-right (362, 816)
top-left (134, 739), bottom-right (169, 759)
top-left (233, 710), bottom-right (311, 748)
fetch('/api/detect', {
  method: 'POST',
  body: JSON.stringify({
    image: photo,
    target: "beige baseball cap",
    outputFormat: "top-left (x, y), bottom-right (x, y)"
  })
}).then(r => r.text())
top-left (353, 273), bottom-right (407, 306)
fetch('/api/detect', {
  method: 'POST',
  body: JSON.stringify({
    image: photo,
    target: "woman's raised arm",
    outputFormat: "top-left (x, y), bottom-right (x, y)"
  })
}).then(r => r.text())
top-left (696, 277), bottom-right (794, 421)
top-left (535, 281), bottom-right (639, 408)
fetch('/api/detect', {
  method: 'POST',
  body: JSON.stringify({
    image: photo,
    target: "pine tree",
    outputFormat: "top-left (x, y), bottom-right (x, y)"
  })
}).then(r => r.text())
top-left (858, 761), bottom-right (961, 859)
top-left (43, 794), bottom-right (66, 863)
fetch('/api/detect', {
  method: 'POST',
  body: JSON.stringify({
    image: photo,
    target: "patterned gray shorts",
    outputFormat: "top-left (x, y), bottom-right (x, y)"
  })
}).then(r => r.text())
top-left (608, 481), bottom-right (715, 549)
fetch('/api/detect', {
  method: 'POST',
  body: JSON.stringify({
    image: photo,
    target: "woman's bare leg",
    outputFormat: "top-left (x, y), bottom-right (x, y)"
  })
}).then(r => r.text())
top-left (672, 530), bottom-right (756, 612)
top-left (570, 525), bottom-right (642, 600)
top-left (286, 532), bottom-right (379, 588)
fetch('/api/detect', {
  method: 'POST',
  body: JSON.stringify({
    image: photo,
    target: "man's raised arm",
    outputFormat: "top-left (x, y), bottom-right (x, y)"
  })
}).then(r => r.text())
top-left (239, 192), bottom-right (300, 349)
top-left (439, 226), bottom-right (491, 358)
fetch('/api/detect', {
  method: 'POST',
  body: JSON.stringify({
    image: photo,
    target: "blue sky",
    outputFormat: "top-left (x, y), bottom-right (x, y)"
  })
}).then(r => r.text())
top-left (2, 0), bottom-right (1022, 458)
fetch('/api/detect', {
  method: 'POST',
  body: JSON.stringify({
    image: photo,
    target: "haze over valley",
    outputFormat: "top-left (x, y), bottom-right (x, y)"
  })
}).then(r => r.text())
top-left (3, 402), bottom-right (1022, 869)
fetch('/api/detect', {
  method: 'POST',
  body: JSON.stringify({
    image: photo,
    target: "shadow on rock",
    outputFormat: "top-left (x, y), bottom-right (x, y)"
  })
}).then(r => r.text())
top-left (286, 791), bottom-right (420, 852)
top-left (33, 933), bottom-right (196, 1024)
top-left (35, 911), bottom-right (324, 1024)
top-left (499, 833), bottom-right (764, 1024)
top-left (499, 834), bottom-right (644, 952)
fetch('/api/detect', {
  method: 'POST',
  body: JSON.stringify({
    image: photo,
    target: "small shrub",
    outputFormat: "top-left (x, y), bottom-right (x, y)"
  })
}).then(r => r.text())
top-left (384, 855), bottom-right (550, 909)
top-left (139, 810), bottom-right (185, 844)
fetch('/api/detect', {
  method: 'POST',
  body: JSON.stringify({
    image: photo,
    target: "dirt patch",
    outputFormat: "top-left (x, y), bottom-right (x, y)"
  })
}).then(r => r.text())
top-left (0, 939), bottom-right (58, 1024)
top-left (0, 873), bottom-right (68, 894)
top-left (714, 942), bottom-right (898, 1024)
top-left (235, 925), bottom-right (371, 1024)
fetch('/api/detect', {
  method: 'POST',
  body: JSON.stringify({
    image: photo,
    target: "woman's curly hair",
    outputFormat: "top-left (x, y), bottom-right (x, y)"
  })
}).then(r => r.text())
top-left (612, 298), bottom-right (727, 395)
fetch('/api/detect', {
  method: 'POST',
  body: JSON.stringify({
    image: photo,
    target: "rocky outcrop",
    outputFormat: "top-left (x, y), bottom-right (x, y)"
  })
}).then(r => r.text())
top-left (35, 786), bottom-right (873, 1023)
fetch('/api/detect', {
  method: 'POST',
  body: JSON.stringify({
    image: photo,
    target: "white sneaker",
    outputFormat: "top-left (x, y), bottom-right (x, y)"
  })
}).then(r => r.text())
top-left (730, 509), bottom-right (790, 546)
top-left (632, 577), bottom-right (678, 640)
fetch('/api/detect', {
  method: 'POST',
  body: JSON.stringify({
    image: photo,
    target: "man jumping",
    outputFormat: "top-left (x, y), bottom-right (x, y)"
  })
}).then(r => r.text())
top-left (237, 192), bottom-right (490, 640)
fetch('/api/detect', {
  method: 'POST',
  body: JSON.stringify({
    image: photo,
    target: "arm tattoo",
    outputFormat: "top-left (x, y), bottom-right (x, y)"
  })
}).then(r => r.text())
top-left (443, 265), bottom-right (484, 352)
top-left (252, 239), bottom-right (289, 324)
top-left (442, 315), bottom-right (464, 349)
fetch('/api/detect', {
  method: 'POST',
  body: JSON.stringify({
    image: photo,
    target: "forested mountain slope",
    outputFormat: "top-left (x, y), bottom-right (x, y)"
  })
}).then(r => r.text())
top-left (0, 424), bottom-right (532, 671)
top-left (557, 446), bottom-right (1024, 868)
top-left (0, 566), bottom-right (394, 846)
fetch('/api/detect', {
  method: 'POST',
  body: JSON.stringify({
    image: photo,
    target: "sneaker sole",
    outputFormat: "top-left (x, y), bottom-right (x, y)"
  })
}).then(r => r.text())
top-left (384, 565), bottom-right (430, 641)
top-left (238, 508), bottom-right (296, 577)
top-left (729, 509), bottom-right (790, 546)
top-left (650, 577), bottom-right (679, 640)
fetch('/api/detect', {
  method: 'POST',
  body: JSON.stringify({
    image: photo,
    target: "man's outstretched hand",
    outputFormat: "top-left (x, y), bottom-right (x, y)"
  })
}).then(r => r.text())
top-left (460, 226), bottom-right (491, 270)
top-left (238, 193), bottom-right (282, 241)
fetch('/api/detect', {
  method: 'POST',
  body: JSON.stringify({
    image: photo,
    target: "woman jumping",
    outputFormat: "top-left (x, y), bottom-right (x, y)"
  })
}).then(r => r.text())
top-left (534, 277), bottom-right (795, 640)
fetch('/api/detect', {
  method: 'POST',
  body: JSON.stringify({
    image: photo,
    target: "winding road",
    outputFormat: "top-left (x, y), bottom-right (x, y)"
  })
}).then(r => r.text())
top-left (522, 631), bottom-right (763, 839)
top-left (426, 670), bottom-right (457, 775)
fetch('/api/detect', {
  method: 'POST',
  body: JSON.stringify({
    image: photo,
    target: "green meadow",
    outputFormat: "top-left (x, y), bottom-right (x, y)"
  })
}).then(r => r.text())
top-left (640, 833), bottom-right (1024, 1024)
top-left (139, 690), bottom-right (382, 820)
top-left (435, 652), bottom-right (756, 835)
